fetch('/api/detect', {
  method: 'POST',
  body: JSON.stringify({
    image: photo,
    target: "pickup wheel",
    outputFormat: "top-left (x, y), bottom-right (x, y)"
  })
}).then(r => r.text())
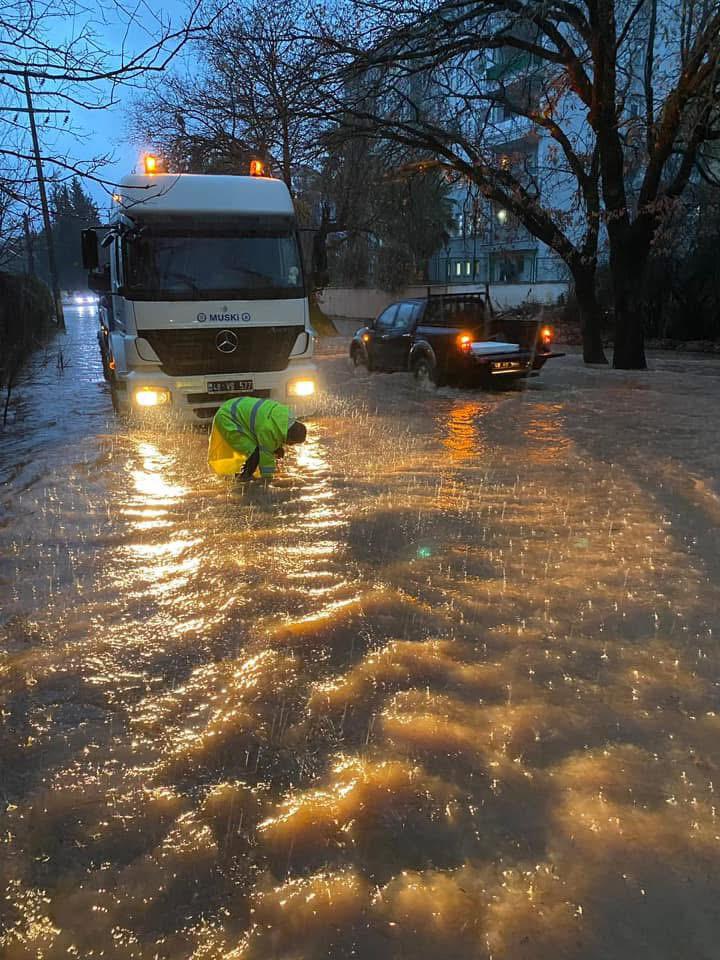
top-left (350, 345), bottom-right (365, 369)
top-left (412, 355), bottom-right (443, 388)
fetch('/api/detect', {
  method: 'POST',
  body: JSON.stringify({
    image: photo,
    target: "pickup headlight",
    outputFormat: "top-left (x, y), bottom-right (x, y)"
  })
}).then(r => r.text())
top-left (134, 387), bottom-right (171, 407)
top-left (287, 378), bottom-right (316, 398)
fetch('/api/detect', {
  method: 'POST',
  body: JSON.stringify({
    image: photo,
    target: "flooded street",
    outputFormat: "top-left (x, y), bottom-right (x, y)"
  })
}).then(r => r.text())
top-left (2, 306), bottom-right (720, 959)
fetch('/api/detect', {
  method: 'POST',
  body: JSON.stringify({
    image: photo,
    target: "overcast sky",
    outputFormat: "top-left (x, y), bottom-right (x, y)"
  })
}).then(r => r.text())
top-left (36, 0), bottom-right (199, 216)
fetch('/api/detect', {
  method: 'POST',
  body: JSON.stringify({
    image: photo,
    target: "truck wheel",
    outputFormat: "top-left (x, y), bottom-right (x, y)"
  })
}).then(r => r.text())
top-left (110, 380), bottom-right (121, 414)
top-left (98, 335), bottom-right (111, 382)
top-left (350, 345), bottom-right (364, 368)
top-left (101, 350), bottom-right (112, 382)
top-left (413, 356), bottom-right (441, 388)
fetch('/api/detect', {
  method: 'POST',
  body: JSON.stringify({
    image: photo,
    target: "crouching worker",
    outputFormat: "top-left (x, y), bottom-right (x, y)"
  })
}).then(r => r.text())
top-left (208, 396), bottom-right (307, 482)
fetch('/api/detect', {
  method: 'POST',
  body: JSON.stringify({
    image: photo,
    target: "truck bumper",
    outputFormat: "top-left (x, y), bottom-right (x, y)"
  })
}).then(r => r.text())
top-left (113, 361), bottom-right (319, 423)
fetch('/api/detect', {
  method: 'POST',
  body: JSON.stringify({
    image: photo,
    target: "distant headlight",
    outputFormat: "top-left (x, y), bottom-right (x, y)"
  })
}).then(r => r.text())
top-left (134, 387), bottom-right (171, 407)
top-left (287, 378), bottom-right (316, 398)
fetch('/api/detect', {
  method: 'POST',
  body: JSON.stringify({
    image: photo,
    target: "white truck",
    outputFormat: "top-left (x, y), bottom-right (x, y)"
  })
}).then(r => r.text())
top-left (82, 166), bottom-right (317, 421)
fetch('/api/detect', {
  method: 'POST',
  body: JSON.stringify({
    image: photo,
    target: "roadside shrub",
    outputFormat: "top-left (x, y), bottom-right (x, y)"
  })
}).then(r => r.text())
top-left (0, 271), bottom-right (54, 402)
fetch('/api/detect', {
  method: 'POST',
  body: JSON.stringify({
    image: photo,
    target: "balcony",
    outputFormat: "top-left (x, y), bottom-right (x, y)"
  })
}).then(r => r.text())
top-left (486, 51), bottom-right (538, 83)
top-left (486, 114), bottom-right (537, 147)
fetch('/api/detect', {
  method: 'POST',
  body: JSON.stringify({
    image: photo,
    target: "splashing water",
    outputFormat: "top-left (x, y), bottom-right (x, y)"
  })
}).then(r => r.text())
top-left (1, 308), bottom-right (720, 958)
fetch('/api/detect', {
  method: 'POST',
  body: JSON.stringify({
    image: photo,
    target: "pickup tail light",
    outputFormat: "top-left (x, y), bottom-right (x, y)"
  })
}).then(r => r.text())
top-left (540, 325), bottom-right (553, 350)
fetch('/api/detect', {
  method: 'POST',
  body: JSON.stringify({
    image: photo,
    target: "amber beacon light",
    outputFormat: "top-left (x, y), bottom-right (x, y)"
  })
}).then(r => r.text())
top-left (249, 159), bottom-right (267, 177)
top-left (143, 154), bottom-right (161, 174)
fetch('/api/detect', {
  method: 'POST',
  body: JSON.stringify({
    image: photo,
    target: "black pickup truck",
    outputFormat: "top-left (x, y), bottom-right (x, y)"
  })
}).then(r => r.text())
top-left (350, 293), bottom-right (563, 386)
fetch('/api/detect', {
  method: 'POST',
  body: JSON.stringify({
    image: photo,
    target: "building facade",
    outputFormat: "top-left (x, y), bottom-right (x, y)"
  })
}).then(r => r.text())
top-left (427, 48), bottom-right (572, 297)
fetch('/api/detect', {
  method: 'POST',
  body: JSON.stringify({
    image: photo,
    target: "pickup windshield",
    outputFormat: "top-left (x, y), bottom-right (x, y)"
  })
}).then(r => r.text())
top-left (123, 227), bottom-right (304, 301)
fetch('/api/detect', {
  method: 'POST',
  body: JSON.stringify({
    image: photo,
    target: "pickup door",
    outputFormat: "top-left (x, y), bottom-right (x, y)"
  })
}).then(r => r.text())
top-left (373, 302), bottom-right (417, 371)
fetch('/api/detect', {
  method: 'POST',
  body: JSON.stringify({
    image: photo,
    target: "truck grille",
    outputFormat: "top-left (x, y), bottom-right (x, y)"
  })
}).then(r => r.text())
top-left (185, 388), bottom-right (273, 422)
top-left (141, 326), bottom-right (300, 377)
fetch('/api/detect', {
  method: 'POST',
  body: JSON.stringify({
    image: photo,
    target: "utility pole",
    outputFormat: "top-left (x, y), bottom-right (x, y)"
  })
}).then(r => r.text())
top-left (23, 213), bottom-right (35, 276)
top-left (23, 71), bottom-right (65, 330)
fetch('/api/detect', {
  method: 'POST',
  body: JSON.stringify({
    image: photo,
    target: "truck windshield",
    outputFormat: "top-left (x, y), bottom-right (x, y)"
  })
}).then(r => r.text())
top-left (123, 228), bottom-right (304, 301)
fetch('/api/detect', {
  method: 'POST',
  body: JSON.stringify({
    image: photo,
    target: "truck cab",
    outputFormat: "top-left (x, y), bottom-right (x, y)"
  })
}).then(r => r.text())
top-left (83, 170), bottom-right (317, 421)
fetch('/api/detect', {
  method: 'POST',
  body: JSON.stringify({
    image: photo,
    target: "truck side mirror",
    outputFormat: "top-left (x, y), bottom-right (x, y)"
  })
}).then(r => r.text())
top-left (88, 265), bottom-right (110, 295)
top-left (81, 229), bottom-right (99, 270)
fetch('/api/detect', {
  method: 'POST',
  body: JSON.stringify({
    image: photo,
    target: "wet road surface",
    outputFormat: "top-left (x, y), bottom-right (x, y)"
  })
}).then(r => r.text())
top-left (1, 306), bottom-right (720, 958)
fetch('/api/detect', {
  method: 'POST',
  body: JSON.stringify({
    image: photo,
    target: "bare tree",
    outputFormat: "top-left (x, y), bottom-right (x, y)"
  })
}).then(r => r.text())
top-left (0, 167), bottom-right (30, 268)
top-left (591, 0), bottom-right (720, 367)
top-left (132, 0), bottom-right (329, 188)
top-left (318, 2), bottom-right (607, 362)
top-left (0, 0), bottom-right (219, 203)
top-left (317, 0), bottom-right (720, 368)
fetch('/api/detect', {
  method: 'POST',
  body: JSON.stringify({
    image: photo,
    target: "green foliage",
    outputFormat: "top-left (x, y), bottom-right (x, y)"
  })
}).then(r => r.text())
top-left (325, 140), bottom-right (455, 290)
top-left (0, 272), bottom-right (53, 392)
top-left (376, 173), bottom-right (454, 289)
top-left (642, 232), bottom-right (720, 341)
top-left (29, 178), bottom-right (100, 290)
top-left (564, 189), bottom-right (720, 343)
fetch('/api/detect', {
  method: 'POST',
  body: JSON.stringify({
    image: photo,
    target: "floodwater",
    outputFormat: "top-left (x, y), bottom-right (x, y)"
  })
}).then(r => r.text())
top-left (1, 306), bottom-right (720, 959)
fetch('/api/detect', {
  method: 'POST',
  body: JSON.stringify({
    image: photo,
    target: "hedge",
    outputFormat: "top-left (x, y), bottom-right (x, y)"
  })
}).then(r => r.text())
top-left (0, 272), bottom-right (54, 391)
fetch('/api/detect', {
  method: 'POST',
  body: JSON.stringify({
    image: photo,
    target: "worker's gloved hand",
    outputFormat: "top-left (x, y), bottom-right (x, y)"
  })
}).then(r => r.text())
top-left (275, 446), bottom-right (285, 459)
top-left (238, 446), bottom-right (260, 482)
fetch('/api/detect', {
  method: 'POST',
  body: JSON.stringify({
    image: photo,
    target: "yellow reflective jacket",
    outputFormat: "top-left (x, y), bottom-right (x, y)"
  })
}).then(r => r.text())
top-left (208, 397), bottom-right (291, 478)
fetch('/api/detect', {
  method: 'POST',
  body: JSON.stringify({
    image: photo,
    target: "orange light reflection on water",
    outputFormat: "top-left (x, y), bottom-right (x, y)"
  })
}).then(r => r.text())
top-left (442, 401), bottom-right (487, 464)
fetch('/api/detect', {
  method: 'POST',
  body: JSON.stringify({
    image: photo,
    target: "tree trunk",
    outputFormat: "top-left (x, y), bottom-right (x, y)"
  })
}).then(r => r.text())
top-left (611, 242), bottom-right (648, 370)
top-left (574, 267), bottom-right (607, 364)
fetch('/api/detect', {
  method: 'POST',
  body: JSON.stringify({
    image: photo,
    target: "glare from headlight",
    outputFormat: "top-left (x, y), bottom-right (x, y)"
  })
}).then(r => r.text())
top-left (134, 388), bottom-right (170, 407)
top-left (287, 379), bottom-right (315, 398)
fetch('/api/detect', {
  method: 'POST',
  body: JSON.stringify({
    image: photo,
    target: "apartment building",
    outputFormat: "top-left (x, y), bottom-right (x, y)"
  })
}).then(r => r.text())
top-left (428, 46), bottom-right (572, 297)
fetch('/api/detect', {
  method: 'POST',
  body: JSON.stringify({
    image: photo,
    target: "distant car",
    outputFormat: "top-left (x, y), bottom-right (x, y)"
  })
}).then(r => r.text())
top-left (72, 291), bottom-right (98, 305)
top-left (349, 294), bottom-right (563, 386)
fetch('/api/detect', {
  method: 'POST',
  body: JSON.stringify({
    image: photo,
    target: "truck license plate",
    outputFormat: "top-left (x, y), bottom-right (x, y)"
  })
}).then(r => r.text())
top-left (207, 379), bottom-right (253, 393)
top-left (491, 360), bottom-right (523, 373)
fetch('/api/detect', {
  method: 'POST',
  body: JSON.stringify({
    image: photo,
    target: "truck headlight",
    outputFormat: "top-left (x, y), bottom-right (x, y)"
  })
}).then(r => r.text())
top-left (287, 378), bottom-right (316, 398)
top-left (134, 387), bottom-right (171, 407)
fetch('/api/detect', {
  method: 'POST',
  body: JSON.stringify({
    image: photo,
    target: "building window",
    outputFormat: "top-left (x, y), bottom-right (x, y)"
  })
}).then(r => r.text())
top-left (491, 252), bottom-right (535, 283)
top-left (455, 261), bottom-right (462, 277)
top-left (465, 261), bottom-right (472, 276)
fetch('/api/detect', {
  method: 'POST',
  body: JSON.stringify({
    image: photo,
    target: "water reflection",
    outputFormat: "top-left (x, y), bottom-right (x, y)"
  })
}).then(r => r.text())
top-left (3, 324), bottom-right (720, 959)
top-left (521, 402), bottom-right (572, 464)
top-left (131, 441), bottom-right (188, 502)
top-left (441, 400), bottom-right (488, 463)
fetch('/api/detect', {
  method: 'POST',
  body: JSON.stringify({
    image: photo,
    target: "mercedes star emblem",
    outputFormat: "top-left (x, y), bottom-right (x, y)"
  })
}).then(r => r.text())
top-left (216, 329), bottom-right (238, 354)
